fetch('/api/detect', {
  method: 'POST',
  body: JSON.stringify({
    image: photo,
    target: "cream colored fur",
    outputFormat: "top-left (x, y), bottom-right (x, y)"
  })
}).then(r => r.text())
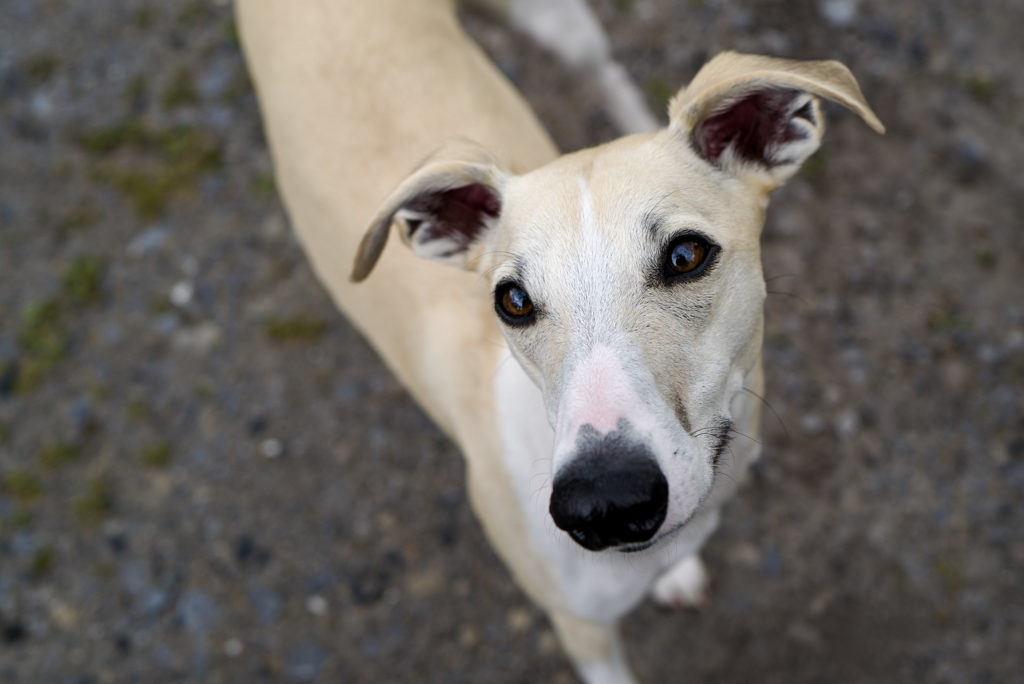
top-left (236, 1), bottom-right (882, 682)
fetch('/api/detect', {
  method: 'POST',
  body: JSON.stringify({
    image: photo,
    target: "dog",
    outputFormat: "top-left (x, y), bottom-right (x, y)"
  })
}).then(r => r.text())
top-left (236, 1), bottom-right (884, 681)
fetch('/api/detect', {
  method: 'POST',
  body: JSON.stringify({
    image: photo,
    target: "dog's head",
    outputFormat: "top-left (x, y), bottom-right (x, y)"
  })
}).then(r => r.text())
top-left (352, 53), bottom-right (883, 552)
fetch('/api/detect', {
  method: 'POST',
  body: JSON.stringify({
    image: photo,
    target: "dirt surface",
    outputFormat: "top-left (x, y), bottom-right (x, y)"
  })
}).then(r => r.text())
top-left (1, 0), bottom-right (1022, 682)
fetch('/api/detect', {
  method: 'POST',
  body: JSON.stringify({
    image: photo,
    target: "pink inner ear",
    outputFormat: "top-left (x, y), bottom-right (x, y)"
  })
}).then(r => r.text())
top-left (692, 88), bottom-right (808, 168)
top-left (407, 182), bottom-right (501, 249)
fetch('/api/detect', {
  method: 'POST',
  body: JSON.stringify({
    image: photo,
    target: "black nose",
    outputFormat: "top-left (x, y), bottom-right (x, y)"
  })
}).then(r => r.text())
top-left (549, 447), bottom-right (668, 552)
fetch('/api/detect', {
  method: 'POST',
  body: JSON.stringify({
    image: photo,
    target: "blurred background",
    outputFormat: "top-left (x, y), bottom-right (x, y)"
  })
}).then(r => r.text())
top-left (1, 0), bottom-right (1021, 682)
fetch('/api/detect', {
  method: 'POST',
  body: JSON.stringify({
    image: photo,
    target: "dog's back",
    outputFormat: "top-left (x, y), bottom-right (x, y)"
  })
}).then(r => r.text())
top-left (237, 0), bottom-right (554, 438)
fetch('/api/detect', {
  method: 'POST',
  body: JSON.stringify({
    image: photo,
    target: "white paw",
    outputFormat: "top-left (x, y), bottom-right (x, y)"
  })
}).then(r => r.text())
top-left (650, 555), bottom-right (710, 610)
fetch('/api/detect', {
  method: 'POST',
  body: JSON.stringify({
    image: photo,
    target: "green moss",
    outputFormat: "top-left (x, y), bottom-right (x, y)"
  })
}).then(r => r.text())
top-left (932, 556), bottom-right (966, 597)
top-left (25, 54), bottom-right (59, 84)
top-left (0, 423), bottom-right (10, 444)
top-left (134, 6), bottom-right (157, 30)
top-left (15, 298), bottom-right (69, 392)
top-left (89, 383), bottom-right (111, 402)
top-left (223, 18), bottom-right (241, 49)
top-left (646, 77), bottom-right (674, 109)
top-left (18, 298), bottom-right (66, 359)
top-left (177, 0), bottom-right (212, 27)
top-left (800, 150), bottom-right (830, 180)
top-left (265, 316), bottom-right (329, 342)
top-left (162, 66), bottom-right (199, 109)
top-left (2, 470), bottom-right (42, 503)
top-left (124, 74), bottom-right (148, 108)
top-left (39, 441), bottom-right (81, 469)
top-left (960, 73), bottom-right (996, 103)
top-left (126, 399), bottom-right (151, 422)
top-left (193, 381), bottom-right (214, 401)
top-left (139, 442), bottom-right (172, 468)
top-left (221, 68), bottom-right (252, 104)
top-left (62, 255), bottom-right (105, 305)
top-left (56, 204), bottom-right (101, 234)
top-left (73, 475), bottom-right (115, 525)
top-left (927, 310), bottom-right (971, 334)
top-left (84, 124), bottom-right (224, 218)
top-left (53, 160), bottom-right (73, 180)
top-left (612, 0), bottom-right (634, 10)
top-left (75, 121), bottom-right (149, 156)
top-left (29, 546), bottom-right (55, 578)
top-left (252, 174), bottom-right (277, 199)
top-left (975, 247), bottom-right (997, 269)
top-left (99, 169), bottom-right (175, 219)
top-left (4, 510), bottom-right (33, 532)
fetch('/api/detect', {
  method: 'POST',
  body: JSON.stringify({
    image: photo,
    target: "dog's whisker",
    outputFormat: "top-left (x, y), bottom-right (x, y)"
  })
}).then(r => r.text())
top-left (726, 426), bottom-right (761, 446)
top-left (742, 385), bottom-right (790, 439)
top-left (766, 289), bottom-right (810, 307)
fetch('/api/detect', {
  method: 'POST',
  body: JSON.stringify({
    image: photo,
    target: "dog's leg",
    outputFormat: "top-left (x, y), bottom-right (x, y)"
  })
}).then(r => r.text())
top-left (502, 0), bottom-right (659, 134)
top-left (550, 611), bottom-right (637, 684)
top-left (649, 509), bottom-right (720, 609)
top-left (650, 553), bottom-right (710, 609)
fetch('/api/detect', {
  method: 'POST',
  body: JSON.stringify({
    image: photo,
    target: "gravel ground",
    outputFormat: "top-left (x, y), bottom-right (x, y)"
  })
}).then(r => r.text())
top-left (1, 0), bottom-right (1022, 682)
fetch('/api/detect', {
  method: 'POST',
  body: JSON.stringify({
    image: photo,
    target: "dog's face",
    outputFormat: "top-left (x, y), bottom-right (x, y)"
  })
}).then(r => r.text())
top-left (352, 53), bottom-right (883, 551)
top-left (482, 135), bottom-right (768, 550)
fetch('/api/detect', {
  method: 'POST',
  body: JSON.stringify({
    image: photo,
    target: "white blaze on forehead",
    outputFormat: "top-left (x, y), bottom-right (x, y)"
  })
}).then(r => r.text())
top-left (578, 175), bottom-right (595, 238)
top-left (558, 344), bottom-right (637, 437)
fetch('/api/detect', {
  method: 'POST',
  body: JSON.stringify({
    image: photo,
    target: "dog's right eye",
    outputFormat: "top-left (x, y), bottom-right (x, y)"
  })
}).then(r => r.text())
top-left (494, 281), bottom-right (536, 326)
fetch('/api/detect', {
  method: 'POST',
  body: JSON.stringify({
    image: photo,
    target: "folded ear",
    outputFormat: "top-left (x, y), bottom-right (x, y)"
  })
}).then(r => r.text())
top-left (351, 140), bottom-right (506, 282)
top-left (669, 52), bottom-right (884, 190)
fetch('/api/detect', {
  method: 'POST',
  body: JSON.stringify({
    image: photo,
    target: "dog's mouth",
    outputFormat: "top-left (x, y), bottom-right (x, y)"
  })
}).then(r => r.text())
top-left (616, 518), bottom-right (687, 553)
top-left (614, 454), bottom-right (722, 554)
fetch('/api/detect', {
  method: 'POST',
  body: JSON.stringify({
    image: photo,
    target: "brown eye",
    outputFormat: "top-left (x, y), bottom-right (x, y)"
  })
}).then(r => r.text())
top-left (662, 233), bottom-right (718, 282)
top-left (670, 240), bottom-right (706, 273)
top-left (495, 281), bottom-right (536, 326)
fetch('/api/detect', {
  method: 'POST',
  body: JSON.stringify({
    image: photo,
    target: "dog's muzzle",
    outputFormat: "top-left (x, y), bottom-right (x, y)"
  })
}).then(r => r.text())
top-left (548, 440), bottom-right (668, 552)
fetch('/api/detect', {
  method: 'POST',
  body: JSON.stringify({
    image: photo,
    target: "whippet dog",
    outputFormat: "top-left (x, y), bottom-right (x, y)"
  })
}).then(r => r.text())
top-left (237, 1), bottom-right (884, 681)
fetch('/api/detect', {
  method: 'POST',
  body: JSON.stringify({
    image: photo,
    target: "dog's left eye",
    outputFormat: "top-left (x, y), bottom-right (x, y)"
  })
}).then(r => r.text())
top-left (662, 233), bottom-right (718, 282)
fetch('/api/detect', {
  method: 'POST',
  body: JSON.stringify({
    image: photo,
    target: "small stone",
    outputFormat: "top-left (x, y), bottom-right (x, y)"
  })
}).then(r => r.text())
top-left (234, 534), bottom-right (271, 569)
top-left (223, 637), bottom-right (244, 657)
top-left (179, 255), bottom-right (200, 278)
top-left (728, 542), bottom-right (761, 568)
top-left (259, 438), bottom-right (284, 459)
top-left (170, 281), bottom-right (193, 307)
top-left (537, 629), bottom-right (559, 654)
top-left (506, 607), bottom-right (532, 633)
top-left (458, 625), bottom-right (479, 648)
top-left (305, 595), bottom-right (327, 616)
top-left (127, 225), bottom-right (167, 255)
top-left (3, 621), bottom-right (27, 644)
top-left (834, 409), bottom-right (859, 438)
top-left (786, 620), bottom-right (823, 647)
top-left (153, 313), bottom-right (180, 335)
top-left (818, 0), bottom-right (858, 27)
top-left (1005, 329), bottom-right (1024, 352)
top-left (285, 643), bottom-right (327, 681)
top-left (47, 597), bottom-right (78, 630)
top-left (172, 323), bottom-right (220, 352)
top-left (247, 415), bottom-right (268, 436)
top-left (801, 413), bottom-right (825, 435)
top-left (247, 584), bottom-right (282, 624)
top-left (405, 567), bottom-right (444, 598)
top-left (178, 591), bottom-right (218, 635)
top-left (761, 547), bottom-right (784, 577)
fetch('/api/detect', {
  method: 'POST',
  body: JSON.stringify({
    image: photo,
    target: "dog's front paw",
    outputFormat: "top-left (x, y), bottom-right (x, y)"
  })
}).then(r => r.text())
top-left (650, 554), bottom-right (710, 610)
